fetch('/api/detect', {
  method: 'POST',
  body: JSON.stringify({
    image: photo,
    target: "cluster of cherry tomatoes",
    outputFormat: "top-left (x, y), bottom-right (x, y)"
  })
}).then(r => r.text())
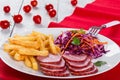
top-left (45, 4), bottom-right (56, 17)
top-left (0, 0), bottom-right (39, 29)
top-left (23, 0), bottom-right (38, 13)
top-left (0, 0), bottom-right (77, 29)
top-left (0, 6), bottom-right (11, 29)
top-left (23, 0), bottom-right (42, 24)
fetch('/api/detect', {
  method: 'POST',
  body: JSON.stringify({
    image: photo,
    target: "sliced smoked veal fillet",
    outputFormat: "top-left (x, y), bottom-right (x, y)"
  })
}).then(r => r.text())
top-left (68, 62), bottom-right (94, 73)
top-left (62, 53), bottom-right (87, 62)
top-left (40, 65), bottom-right (67, 73)
top-left (66, 57), bottom-right (91, 68)
top-left (71, 66), bottom-right (98, 76)
top-left (37, 54), bottom-right (62, 64)
top-left (39, 59), bottom-right (65, 69)
top-left (42, 69), bottom-right (70, 77)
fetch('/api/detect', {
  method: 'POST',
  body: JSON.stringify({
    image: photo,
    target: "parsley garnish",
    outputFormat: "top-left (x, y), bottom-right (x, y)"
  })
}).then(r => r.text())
top-left (94, 61), bottom-right (107, 67)
top-left (79, 28), bottom-right (85, 34)
top-left (71, 37), bottom-right (80, 45)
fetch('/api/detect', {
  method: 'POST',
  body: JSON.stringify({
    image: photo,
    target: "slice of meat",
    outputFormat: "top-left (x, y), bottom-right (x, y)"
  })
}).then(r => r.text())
top-left (71, 66), bottom-right (98, 76)
top-left (40, 65), bottom-right (67, 73)
top-left (62, 53), bottom-right (87, 62)
top-left (66, 57), bottom-right (91, 68)
top-left (39, 59), bottom-right (65, 69)
top-left (42, 69), bottom-right (70, 77)
top-left (37, 54), bottom-right (62, 64)
top-left (68, 62), bottom-right (94, 73)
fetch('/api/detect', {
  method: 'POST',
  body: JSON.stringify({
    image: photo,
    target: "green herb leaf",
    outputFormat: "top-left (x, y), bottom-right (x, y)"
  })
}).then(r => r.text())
top-left (71, 37), bottom-right (80, 45)
top-left (79, 28), bottom-right (85, 34)
top-left (94, 61), bottom-right (107, 67)
top-left (71, 30), bottom-right (77, 33)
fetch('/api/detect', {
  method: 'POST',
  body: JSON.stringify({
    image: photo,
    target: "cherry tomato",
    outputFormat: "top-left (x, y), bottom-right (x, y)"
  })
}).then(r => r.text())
top-left (45, 4), bottom-right (54, 12)
top-left (71, 0), bottom-right (77, 6)
top-left (48, 9), bottom-right (56, 17)
top-left (31, 0), bottom-right (38, 7)
top-left (13, 14), bottom-right (23, 23)
top-left (23, 5), bottom-right (31, 13)
top-left (3, 6), bottom-right (10, 13)
top-left (0, 20), bottom-right (10, 29)
top-left (33, 15), bottom-right (41, 24)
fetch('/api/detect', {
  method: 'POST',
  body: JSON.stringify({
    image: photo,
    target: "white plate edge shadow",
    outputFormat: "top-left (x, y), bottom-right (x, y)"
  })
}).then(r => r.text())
top-left (0, 28), bottom-right (120, 79)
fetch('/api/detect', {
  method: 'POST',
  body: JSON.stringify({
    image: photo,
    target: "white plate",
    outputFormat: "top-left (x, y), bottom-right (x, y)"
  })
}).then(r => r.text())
top-left (0, 28), bottom-right (120, 79)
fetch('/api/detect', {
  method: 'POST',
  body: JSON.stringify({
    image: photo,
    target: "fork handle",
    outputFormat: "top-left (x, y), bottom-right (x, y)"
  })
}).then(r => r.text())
top-left (101, 20), bottom-right (120, 28)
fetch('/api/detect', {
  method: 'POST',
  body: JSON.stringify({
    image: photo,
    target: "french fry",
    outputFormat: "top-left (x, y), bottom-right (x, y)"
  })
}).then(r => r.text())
top-left (55, 46), bottom-right (61, 53)
top-left (9, 38), bottom-right (40, 49)
top-left (24, 56), bottom-right (32, 68)
top-left (9, 50), bottom-right (16, 56)
top-left (13, 35), bottom-right (36, 41)
top-left (37, 37), bottom-right (45, 51)
top-left (48, 35), bottom-right (58, 54)
top-left (49, 34), bottom-right (54, 41)
top-left (3, 43), bottom-right (22, 52)
top-left (44, 39), bottom-right (49, 47)
top-left (31, 31), bottom-right (48, 41)
top-left (4, 43), bottom-right (49, 56)
top-left (18, 47), bottom-right (49, 56)
top-left (29, 56), bottom-right (38, 70)
top-left (4, 43), bottom-right (12, 52)
top-left (44, 48), bottom-right (49, 51)
top-left (13, 53), bottom-right (25, 61)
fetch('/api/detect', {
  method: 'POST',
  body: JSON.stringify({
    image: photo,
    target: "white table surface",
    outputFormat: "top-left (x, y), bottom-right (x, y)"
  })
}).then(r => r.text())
top-left (0, 0), bottom-right (94, 46)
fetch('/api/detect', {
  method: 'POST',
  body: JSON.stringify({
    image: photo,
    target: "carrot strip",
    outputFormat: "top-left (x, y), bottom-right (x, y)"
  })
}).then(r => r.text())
top-left (93, 39), bottom-right (107, 44)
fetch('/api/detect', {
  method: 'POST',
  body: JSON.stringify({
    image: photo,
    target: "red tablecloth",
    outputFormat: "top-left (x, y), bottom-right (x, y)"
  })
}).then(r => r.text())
top-left (0, 0), bottom-right (120, 80)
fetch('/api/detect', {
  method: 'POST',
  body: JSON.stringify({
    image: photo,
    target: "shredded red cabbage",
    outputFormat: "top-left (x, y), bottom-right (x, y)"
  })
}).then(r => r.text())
top-left (54, 31), bottom-right (72, 51)
top-left (54, 30), bottom-right (108, 59)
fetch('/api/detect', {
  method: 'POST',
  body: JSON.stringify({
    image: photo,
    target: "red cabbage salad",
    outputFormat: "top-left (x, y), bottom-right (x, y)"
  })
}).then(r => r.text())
top-left (54, 29), bottom-right (109, 58)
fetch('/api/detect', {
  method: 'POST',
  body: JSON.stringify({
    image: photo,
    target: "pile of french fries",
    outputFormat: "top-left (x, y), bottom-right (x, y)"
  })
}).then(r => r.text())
top-left (3, 31), bottom-right (60, 70)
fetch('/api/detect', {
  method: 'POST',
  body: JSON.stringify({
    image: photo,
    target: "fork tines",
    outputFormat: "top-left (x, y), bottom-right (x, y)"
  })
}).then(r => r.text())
top-left (88, 26), bottom-right (101, 36)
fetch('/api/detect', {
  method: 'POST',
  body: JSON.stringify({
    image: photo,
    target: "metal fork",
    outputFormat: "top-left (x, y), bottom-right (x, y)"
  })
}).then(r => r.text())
top-left (87, 20), bottom-right (120, 36)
